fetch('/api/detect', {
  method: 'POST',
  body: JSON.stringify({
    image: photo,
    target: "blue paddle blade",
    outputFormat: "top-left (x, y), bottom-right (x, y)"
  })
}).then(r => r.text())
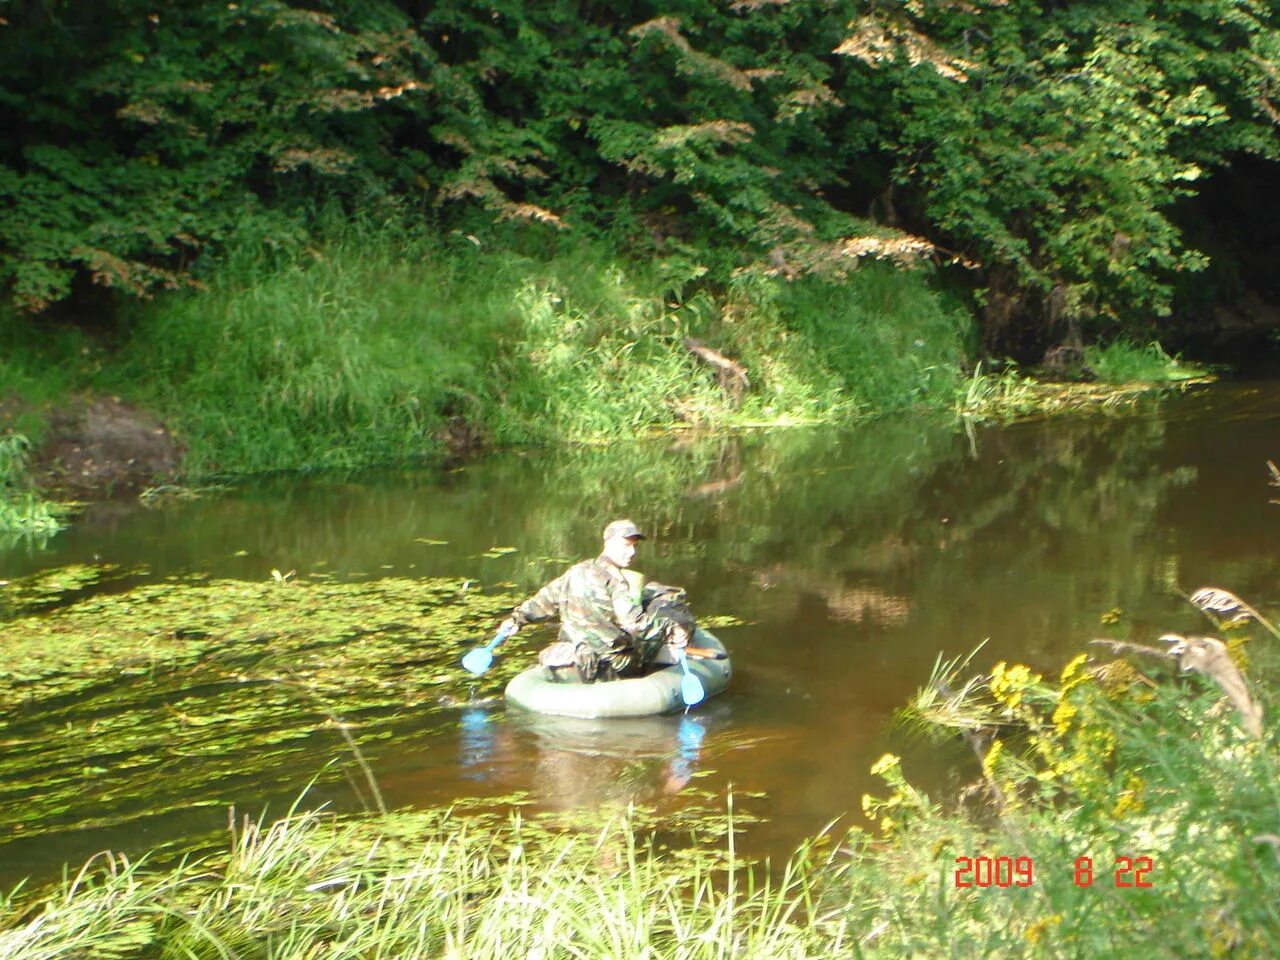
top-left (461, 626), bottom-right (513, 676)
top-left (677, 653), bottom-right (706, 706)
top-left (461, 647), bottom-right (494, 676)
top-left (681, 672), bottom-right (706, 706)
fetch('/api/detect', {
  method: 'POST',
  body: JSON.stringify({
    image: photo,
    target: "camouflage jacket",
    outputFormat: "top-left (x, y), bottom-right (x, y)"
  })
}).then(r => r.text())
top-left (510, 556), bottom-right (654, 654)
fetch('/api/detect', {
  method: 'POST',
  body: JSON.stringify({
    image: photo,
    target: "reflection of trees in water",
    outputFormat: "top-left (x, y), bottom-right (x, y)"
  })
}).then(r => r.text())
top-left (15, 400), bottom-right (1279, 657)
top-left (895, 417), bottom-right (1203, 653)
top-left (752, 566), bottom-right (912, 626)
top-left (694, 409), bottom-right (1277, 665)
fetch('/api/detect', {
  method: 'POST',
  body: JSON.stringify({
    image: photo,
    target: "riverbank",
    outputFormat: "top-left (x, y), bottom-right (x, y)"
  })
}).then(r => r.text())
top-left (1, 228), bottom-right (1206, 537)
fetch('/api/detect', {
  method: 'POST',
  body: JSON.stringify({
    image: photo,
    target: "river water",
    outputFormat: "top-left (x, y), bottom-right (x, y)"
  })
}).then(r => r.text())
top-left (3, 382), bottom-right (1279, 882)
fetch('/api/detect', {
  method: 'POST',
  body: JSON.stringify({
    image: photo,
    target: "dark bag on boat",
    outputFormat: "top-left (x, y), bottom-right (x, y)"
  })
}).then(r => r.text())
top-left (642, 582), bottom-right (697, 639)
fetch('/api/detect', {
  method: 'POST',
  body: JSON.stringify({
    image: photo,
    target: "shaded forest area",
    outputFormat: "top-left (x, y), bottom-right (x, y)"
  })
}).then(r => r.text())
top-left (2, 0), bottom-right (1279, 361)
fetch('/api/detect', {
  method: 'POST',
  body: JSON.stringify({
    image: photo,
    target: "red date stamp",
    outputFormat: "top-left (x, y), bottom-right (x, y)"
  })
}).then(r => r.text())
top-left (953, 855), bottom-right (1155, 888)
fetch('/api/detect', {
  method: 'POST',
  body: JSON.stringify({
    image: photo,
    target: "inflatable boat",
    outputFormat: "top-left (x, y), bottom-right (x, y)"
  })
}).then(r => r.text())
top-left (504, 629), bottom-right (731, 719)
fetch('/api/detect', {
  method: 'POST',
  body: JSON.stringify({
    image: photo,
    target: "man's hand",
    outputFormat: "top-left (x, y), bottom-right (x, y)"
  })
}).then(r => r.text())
top-left (498, 618), bottom-right (520, 638)
top-left (671, 622), bottom-right (693, 648)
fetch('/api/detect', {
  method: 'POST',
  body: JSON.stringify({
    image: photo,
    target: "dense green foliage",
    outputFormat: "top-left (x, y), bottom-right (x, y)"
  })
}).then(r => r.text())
top-left (2, 0), bottom-right (1276, 352)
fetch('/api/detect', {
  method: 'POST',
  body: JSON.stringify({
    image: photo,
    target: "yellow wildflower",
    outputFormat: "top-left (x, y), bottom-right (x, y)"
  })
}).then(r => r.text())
top-left (1059, 653), bottom-right (1090, 690)
top-left (981, 738), bottom-right (1005, 780)
top-left (1025, 914), bottom-right (1063, 945)
top-left (870, 753), bottom-right (901, 777)
top-left (1051, 699), bottom-right (1078, 735)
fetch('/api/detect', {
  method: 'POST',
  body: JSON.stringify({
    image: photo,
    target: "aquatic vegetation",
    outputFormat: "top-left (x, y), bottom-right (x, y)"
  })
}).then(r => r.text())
top-left (0, 562), bottom-right (139, 618)
top-left (0, 574), bottom-right (524, 845)
top-left (1084, 340), bottom-right (1205, 384)
top-left (956, 360), bottom-right (1213, 421)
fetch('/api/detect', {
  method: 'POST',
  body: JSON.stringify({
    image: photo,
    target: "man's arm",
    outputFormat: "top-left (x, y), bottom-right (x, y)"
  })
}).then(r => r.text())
top-left (499, 570), bottom-right (569, 635)
top-left (610, 569), bottom-right (653, 639)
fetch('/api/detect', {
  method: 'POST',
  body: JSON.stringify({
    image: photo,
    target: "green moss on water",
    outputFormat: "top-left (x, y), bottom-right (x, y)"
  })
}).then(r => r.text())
top-left (0, 563), bottom-right (136, 617)
top-left (0, 574), bottom-right (528, 842)
top-left (0, 576), bottom-right (517, 698)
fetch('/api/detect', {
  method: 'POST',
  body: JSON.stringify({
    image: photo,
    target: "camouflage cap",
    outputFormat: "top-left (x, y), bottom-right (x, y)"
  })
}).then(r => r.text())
top-left (602, 519), bottom-right (646, 541)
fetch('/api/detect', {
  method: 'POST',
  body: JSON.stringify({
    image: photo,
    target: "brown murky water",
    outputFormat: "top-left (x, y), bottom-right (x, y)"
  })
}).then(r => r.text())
top-left (3, 381), bottom-right (1279, 881)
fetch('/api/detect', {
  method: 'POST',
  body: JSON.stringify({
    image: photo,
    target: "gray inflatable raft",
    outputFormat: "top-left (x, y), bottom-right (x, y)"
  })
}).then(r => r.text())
top-left (504, 629), bottom-right (731, 719)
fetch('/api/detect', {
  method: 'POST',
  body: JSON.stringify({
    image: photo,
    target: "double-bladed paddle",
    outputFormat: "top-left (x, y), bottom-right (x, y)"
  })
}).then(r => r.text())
top-left (461, 625), bottom-right (515, 676)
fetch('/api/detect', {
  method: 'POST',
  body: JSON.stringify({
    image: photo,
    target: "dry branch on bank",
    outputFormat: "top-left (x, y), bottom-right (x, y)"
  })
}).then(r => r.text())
top-left (683, 337), bottom-right (750, 407)
top-left (1090, 633), bottom-right (1264, 738)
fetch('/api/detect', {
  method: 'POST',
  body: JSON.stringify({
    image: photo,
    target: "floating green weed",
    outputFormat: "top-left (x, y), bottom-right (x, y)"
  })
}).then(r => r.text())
top-left (0, 574), bottom-right (525, 845)
top-left (0, 562), bottom-right (136, 618)
top-left (957, 361), bottom-right (1213, 421)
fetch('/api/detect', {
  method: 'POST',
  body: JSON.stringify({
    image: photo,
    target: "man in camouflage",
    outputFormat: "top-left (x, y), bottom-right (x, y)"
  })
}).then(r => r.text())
top-left (498, 519), bottom-right (695, 683)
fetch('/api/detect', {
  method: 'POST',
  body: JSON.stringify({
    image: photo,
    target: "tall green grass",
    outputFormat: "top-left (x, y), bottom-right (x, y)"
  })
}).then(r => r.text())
top-left (105, 222), bottom-right (976, 477)
top-left (0, 800), bottom-right (840, 960)
top-left (10, 220), bottom-right (1203, 485)
top-left (1085, 339), bottom-right (1203, 384)
top-left (107, 227), bottom-right (509, 476)
top-left (763, 267), bottom-right (971, 414)
top-left (0, 309), bottom-right (96, 444)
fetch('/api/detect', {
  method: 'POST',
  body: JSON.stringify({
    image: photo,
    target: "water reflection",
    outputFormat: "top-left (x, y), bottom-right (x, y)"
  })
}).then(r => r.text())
top-left (458, 707), bottom-right (498, 782)
top-left (501, 708), bottom-right (717, 809)
top-left (4, 382), bottom-right (1280, 877)
top-left (667, 714), bottom-right (707, 793)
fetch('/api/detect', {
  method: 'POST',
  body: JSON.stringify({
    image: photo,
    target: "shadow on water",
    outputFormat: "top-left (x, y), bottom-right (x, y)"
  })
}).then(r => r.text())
top-left (3, 381), bottom-right (1280, 882)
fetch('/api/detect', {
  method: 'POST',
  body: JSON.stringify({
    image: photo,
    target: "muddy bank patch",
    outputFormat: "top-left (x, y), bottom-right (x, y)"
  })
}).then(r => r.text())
top-left (32, 395), bottom-right (181, 496)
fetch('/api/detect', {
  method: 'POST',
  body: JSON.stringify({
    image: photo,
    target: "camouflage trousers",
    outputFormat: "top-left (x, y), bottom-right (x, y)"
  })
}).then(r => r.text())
top-left (539, 591), bottom-right (696, 684)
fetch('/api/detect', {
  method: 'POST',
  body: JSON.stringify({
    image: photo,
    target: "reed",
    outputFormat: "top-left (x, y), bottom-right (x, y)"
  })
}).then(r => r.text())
top-left (0, 801), bottom-right (834, 960)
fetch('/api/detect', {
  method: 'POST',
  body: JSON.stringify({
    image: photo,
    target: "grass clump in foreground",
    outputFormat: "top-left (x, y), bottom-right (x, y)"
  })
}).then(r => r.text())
top-left (0, 798), bottom-right (837, 960)
top-left (5, 588), bottom-right (1280, 957)
top-left (841, 585), bottom-right (1280, 956)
